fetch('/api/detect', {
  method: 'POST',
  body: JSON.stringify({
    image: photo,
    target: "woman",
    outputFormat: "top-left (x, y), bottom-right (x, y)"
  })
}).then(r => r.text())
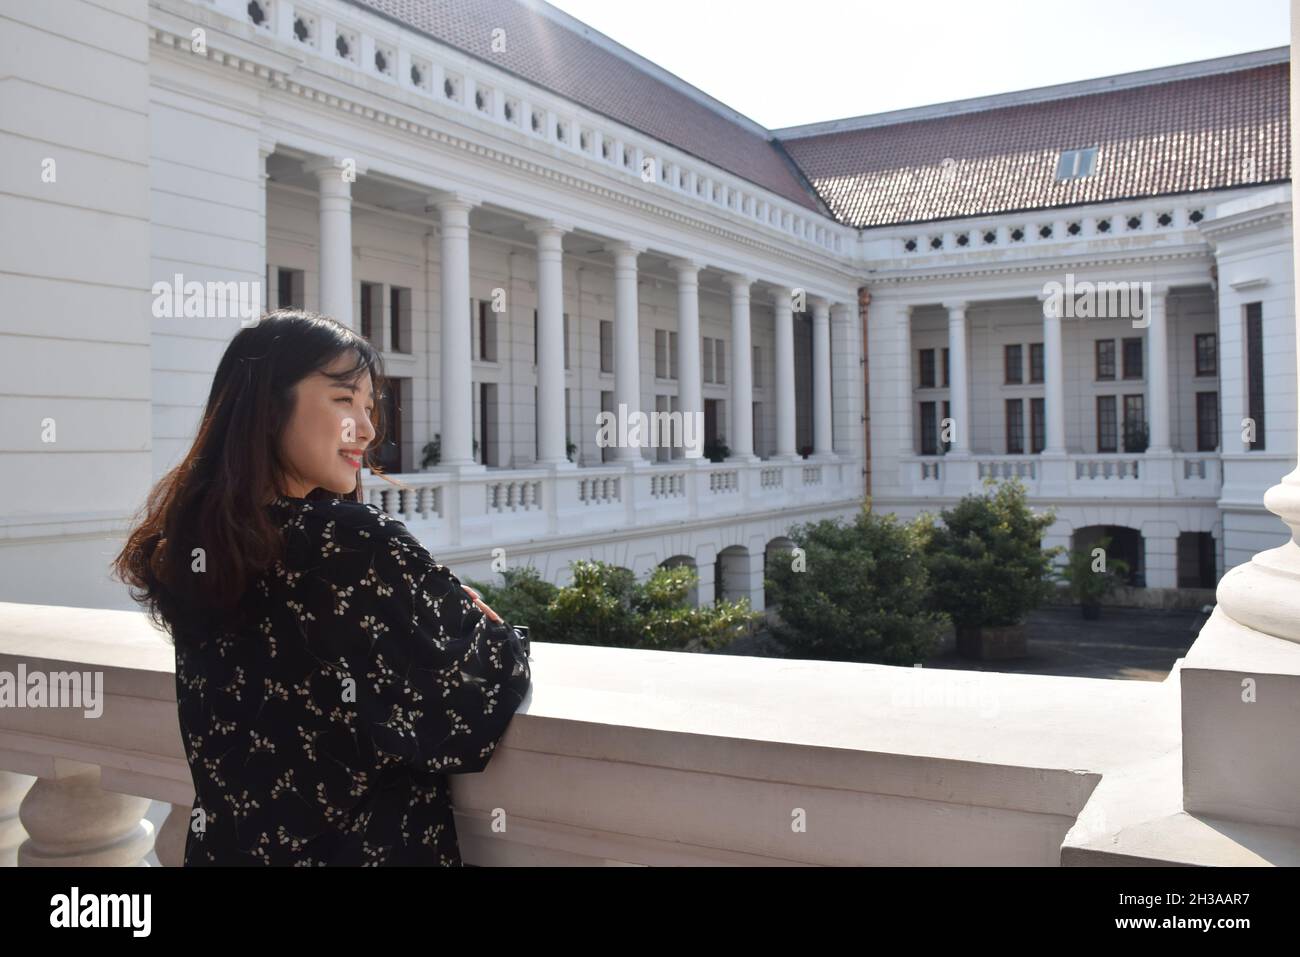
top-left (113, 308), bottom-right (531, 866)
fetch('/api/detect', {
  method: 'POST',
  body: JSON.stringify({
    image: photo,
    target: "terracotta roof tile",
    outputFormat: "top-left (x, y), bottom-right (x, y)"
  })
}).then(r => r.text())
top-left (347, 0), bottom-right (826, 212)
top-left (780, 62), bottom-right (1290, 228)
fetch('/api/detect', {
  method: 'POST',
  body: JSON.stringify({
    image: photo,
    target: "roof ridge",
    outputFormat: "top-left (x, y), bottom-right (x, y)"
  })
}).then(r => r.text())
top-left (773, 45), bottom-right (1289, 140)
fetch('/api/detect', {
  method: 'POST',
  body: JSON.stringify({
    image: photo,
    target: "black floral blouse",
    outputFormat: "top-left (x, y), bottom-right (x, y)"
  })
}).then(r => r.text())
top-left (173, 494), bottom-right (531, 866)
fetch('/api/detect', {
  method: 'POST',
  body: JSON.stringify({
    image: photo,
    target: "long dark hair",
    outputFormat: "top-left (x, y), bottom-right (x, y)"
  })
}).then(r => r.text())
top-left (113, 309), bottom-right (400, 645)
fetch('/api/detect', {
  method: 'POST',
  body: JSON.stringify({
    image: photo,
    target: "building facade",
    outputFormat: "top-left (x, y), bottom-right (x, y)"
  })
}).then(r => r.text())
top-left (778, 46), bottom-right (1294, 596)
top-left (0, 0), bottom-right (1291, 613)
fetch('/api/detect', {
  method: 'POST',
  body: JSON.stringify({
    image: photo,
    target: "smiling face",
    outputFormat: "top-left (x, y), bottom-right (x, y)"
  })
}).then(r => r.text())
top-left (275, 353), bottom-right (377, 499)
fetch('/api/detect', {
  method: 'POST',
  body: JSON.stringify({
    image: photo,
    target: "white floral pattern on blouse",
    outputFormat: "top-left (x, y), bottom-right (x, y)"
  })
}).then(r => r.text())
top-left (174, 495), bottom-right (531, 866)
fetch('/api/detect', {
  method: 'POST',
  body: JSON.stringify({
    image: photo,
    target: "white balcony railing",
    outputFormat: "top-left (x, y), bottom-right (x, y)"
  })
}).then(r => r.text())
top-left (1074, 456), bottom-right (1141, 480)
top-left (1, 600), bottom-right (1242, 866)
top-left (361, 457), bottom-right (858, 549)
top-left (902, 452), bottom-right (1224, 500)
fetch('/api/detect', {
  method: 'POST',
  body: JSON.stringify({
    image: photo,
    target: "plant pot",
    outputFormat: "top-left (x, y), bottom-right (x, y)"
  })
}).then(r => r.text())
top-left (956, 623), bottom-right (1028, 660)
top-left (1080, 601), bottom-right (1101, 620)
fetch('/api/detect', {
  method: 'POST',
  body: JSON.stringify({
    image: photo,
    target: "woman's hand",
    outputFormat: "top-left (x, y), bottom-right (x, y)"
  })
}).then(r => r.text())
top-left (461, 585), bottom-right (503, 624)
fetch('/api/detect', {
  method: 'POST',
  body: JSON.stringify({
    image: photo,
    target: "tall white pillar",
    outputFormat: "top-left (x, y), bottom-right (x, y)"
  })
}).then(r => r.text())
top-left (900, 303), bottom-right (915, 457)
top-left (1147, 285), bottom-right (1172, 452)
top-left (726, 273), bottom-right (758, 461)
top-left (257, 139), bottom-right (274, 316)
top-left (668, 258), bottom-right (705, 460)
top-left (772, 286), bottom-right (798, 460)
top-left (1198, 7), bottom-right (1300, 830)
top-left (811, 296), bottom-right (834, 458)
top-left (605, 241), bottom-right (646, 463)
top-left (306, 157), bottom-right (361, 329)
top-left (526, 220), bottom-right (572, 467)
top-left (942, 300), bottom-right (970, 455)
top-left (435, 193), bottom-right (481, 471)
top-left (1042, 294), bottom-right (1067, 454)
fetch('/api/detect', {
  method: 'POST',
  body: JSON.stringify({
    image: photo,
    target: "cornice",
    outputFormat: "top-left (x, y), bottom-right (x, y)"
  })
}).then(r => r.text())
top-left (865, 248), bottom-right (1212, 287)
top-left (147, 21), bottom-right (861, 288)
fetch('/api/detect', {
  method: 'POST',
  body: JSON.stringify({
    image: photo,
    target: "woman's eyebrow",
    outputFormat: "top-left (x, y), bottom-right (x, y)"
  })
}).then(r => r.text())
top-left (333, 381), bottom-right (377, 403)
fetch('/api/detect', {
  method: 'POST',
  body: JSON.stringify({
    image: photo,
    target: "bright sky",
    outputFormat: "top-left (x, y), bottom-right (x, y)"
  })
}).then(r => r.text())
top-left (545, 0), bottom-right (1290, 130)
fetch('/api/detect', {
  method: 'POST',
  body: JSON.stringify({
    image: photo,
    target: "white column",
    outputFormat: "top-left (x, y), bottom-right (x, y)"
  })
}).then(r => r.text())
top-left (942, 300), bottom-right (970, 455)
top-left (726, 273), bottom-right (759, 461)
top-left (435, 193), bottom-right (481, 470)
top-left (772, 286), bottom-right (798, 460)
top-left (306, 157), bottom-right (361, 329)
top-left (1042, 294), bottom-right (1067, 454)
top-left (1147, 285), bottom-right (1172, 452)
top-left (257, 139), bottom-right (274, 316)
top-left (605, 241), bottom-right (646, 464)
top-left (526, 220), bottom-right (572, 466)
top-left (900, 303), bottom-right (915, 456)
top-left (668, 259), bottom-right (705, 460)
top-left (811, 296), bottom-right (834, 458)
top-left (831, 301), bottom-right (858, 461)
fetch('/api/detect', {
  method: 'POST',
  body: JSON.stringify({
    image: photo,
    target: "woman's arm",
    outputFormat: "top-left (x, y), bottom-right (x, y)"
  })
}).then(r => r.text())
top-left (352, 521), bottom-right (532, 776)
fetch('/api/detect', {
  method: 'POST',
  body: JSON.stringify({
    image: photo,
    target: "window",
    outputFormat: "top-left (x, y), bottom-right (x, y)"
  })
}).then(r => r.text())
top-left (1096, 395), bottom-right (1118, 452)
top-left (389, 285), bottom-right (410, 353)
top-left (475, 300), bottom-right (496, 361)
top-left (1029, 343), bottom-right (1044, 383)
top-left (1123, 394), bottom-right (1146, 452)
top-left (942, 347), bottom-right (950, 387)
top-left (1194, 333), bottom-right (1217, 377)
top-left (670, 332), bottom-right (678, 380)
top-left (1095, 339), bottom-right (1116, 380)
top-left (941, 400), bottom-right (952, 453)
top-left (360, 282), bottom-right (380, 342)
top-left (1055, 146), bottom-right (1098, 180)
top-left (703, 336), bottom-right (714, 383)
top-left (564, 313), bottom-right (570, 369)
top-left (1005, 399), bottom-right (1024, 454)
top-left (920, 401), bottom-right (938, 455)
top-left (1122, 337), bottom-right (1143, 379)
top-left (655, 329), bottom-right (669, 378)
top-left (599, 320), bottom-right (613, 373)
top-left (1004, 344), bottom-right (1023, 384)
top-left (1030, 397), bottom-right (1045, 453)
top-left (752, 345), bottom-right (760, 388)
top-left (1246, 303), bottom-right (1265, 450)
top-left (276, 268), bottom-right (304, 309)
top-left (919, 348), bottom-right (936, 388)
top-left (715, 338), bottom-right (725, 385)
top-left (1196, 391), bottom-right (1220, 452)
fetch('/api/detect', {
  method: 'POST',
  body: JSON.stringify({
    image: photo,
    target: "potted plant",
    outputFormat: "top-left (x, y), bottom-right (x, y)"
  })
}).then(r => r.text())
top-left (1122, 420), bottom-right (1149, 454)
top-left (420, 434), bottom-right (441, 469)
top-left (798, 444), bottom-right (813, 459)
top-left (921, 479), bottom-right (1061, 659)
top-left (1058, 537), bottom-right (1130, 619)
top-left (419, 433), bottom-right (479, 467)
top-left (566, 438), bottom-right (577, 463)
top-left (704, 435), bottom-right (730, 463)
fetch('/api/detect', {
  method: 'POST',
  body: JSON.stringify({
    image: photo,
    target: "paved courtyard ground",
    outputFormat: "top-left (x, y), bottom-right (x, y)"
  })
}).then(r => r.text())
top-left (919, 605), bottom-right (1208, 680)
top-left (725, 604), bottom-right (1210, 681)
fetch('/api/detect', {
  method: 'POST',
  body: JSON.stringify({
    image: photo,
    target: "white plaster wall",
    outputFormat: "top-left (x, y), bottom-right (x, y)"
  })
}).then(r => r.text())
top-left (0, 0), bottom-right (155, 609)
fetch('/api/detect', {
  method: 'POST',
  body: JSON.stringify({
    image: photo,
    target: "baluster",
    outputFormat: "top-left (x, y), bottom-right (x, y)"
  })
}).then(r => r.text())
top-left (18, 765), bottom-right (153, 866)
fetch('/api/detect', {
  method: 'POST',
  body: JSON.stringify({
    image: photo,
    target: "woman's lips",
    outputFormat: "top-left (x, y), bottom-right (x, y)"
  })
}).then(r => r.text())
top-left (340, 451), bottom-right (362, 468)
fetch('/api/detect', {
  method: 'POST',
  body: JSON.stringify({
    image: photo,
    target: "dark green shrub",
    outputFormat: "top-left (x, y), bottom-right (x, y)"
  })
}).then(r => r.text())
top-left (765, 504), bottom-right (948, 664)
top-left (920, 479), bottom-right (1060, 630)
